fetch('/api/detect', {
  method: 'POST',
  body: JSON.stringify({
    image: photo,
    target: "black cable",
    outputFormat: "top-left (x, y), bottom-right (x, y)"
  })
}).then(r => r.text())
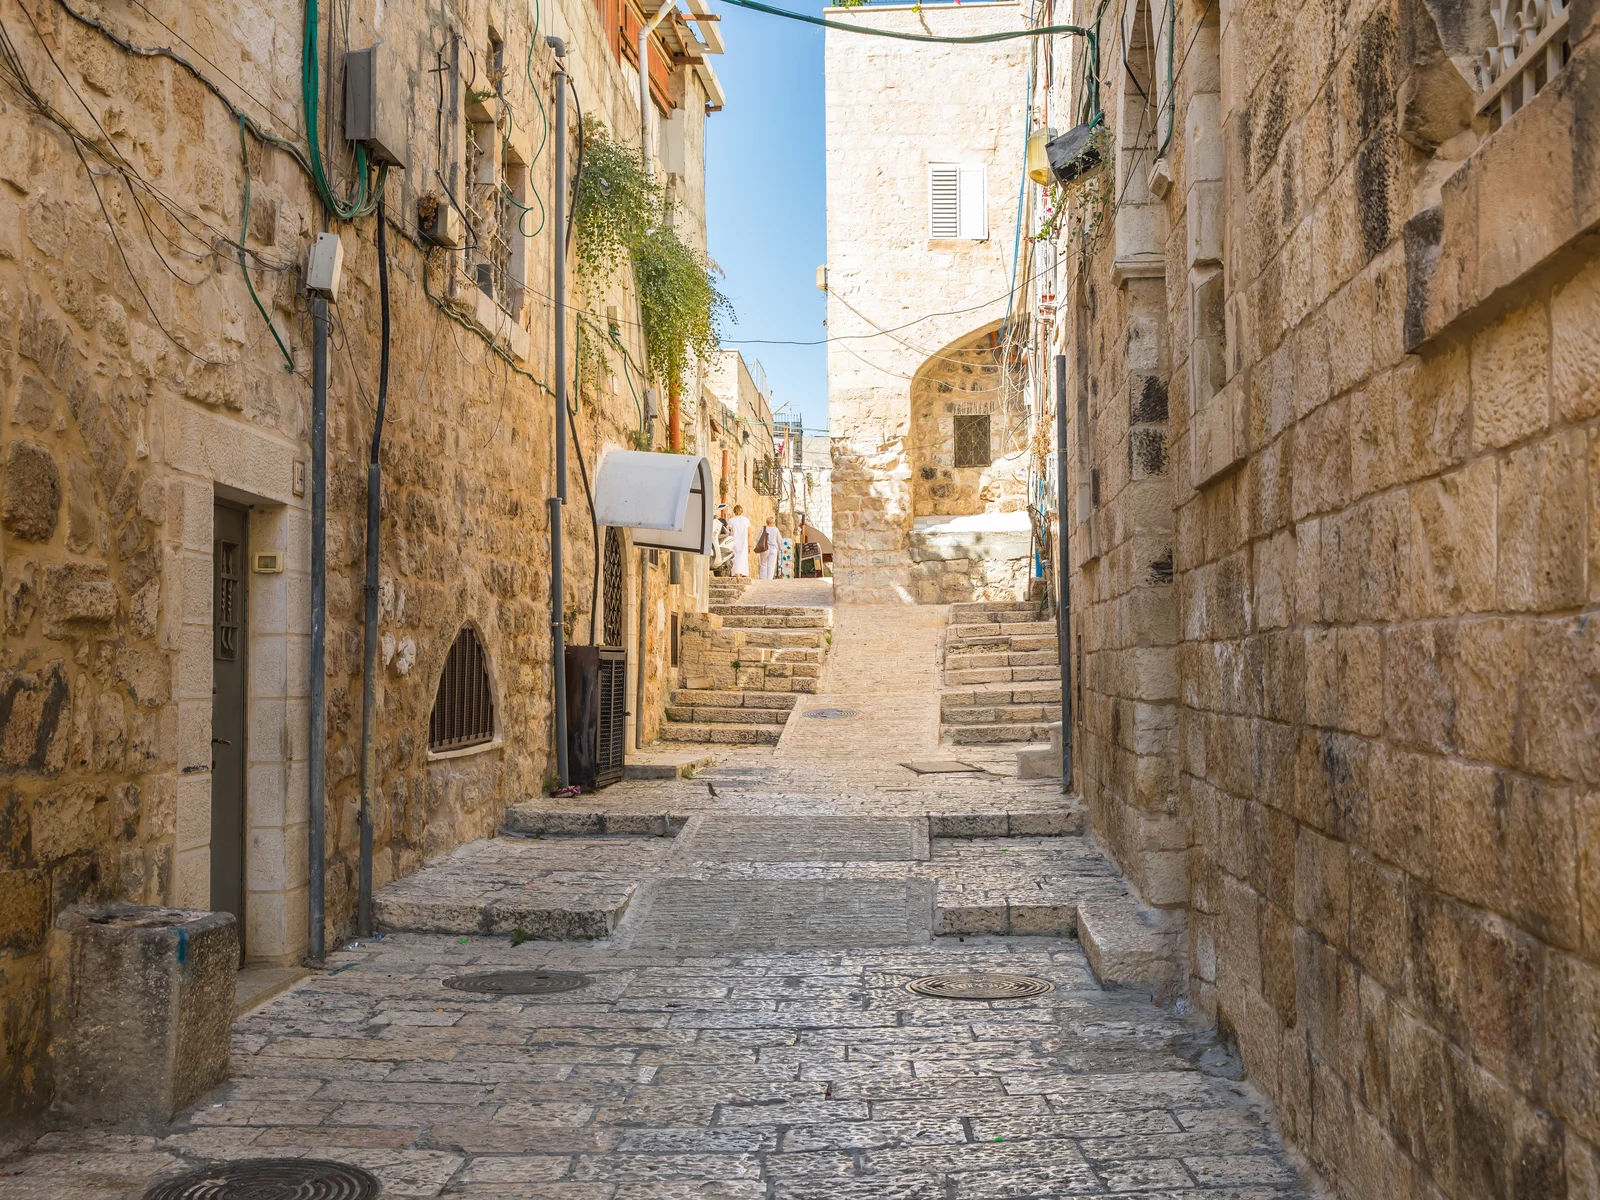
top-left (566, 77), bottom-right (584, 259)
top-left (372, 195), bottom-right (391, 464)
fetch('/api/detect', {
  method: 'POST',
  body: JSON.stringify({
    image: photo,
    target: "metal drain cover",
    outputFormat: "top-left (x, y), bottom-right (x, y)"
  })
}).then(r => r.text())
top-left (144, 1158), bottom-right (381, 1199)
top-left (804, 708), bottom-right (860, 720)
top-left (907, 972), bottom-right (1055, 1000)
top-left (444, 969), bottom-right (590, 995)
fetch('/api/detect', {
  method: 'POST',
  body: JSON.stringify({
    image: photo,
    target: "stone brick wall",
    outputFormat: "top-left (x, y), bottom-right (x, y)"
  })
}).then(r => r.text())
top-left (0, 0), bottom-right (714, 1128)
top-left (824, 3), bottom-right (1028, 603)
top-left (1057, 0), bottom-right (1600, 1193)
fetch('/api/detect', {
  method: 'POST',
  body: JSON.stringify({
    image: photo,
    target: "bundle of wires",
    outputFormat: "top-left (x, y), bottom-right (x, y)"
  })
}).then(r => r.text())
top-left (302, 0), bottom-right (386, 219)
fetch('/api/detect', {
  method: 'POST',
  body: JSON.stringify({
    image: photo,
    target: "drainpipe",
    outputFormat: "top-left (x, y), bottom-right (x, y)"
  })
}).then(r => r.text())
top-left (308, 297), bottom-right (329, 962)
top-left (1054, 353), bottom-right (1074, 791)
top-left (551, 41), bottom-right (571, 788)
top-left (668, 379), bottom-right (682, 452)
top-left (636, 549), bottom-right (649, 749)
top-left (639, 1), bottom-right (677, 173)
top-left (356, 200), bottom-right (391, 937)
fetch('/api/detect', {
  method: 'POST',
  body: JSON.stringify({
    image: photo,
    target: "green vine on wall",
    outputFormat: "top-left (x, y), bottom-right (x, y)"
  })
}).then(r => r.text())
top-left (572, 117), bottom-right (731, 395)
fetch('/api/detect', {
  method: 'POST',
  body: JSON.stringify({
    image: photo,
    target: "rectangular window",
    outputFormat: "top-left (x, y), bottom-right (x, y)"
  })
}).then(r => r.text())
top-left (929, 164), bottom-right (987, 240)
top-left (953, 413), bottom-right (992, 468)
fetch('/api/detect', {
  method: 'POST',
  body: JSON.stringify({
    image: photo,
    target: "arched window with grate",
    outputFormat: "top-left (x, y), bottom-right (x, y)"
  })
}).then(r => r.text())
top-left (602, 527), bottom-right (625, 647)
top-left (429, 627), bottom-right (497, 751)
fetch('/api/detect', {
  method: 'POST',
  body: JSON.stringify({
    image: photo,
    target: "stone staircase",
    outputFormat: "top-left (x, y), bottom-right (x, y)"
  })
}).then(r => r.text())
top-left (658, 596), bottom-right (832, 746)
top-left (940, 601), bottom-right (1062, 746)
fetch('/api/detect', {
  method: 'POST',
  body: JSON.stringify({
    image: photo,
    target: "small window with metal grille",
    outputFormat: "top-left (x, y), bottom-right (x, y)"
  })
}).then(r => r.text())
top-left (953, 413), bottom-right (992, 468)
top-left (214, 539), bottom-right (241, 661)
top-left (429, 627), bottom-right (497, 752)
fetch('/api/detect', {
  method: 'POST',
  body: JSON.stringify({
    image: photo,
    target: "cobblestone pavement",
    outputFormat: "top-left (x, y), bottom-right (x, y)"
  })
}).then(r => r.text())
top-left (1, 600), bottom-right (1313, 1199)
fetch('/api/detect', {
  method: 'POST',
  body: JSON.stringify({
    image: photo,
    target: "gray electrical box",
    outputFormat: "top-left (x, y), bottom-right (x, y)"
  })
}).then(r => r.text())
top-left (344, 43), bottom-right (408, 168)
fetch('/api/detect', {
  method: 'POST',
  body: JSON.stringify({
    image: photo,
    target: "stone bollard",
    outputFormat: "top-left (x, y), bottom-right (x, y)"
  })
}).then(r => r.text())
top-left (49, 903), bottom-right (238, 1125)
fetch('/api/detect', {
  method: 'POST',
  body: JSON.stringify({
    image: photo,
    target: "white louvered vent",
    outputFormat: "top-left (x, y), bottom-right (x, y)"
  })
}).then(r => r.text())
top-left (928, 164), bottom-right (987, 240)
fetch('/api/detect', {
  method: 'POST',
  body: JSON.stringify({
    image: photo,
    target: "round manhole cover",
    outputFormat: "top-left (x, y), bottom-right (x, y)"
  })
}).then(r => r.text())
top-left (144, 1158), bottom-right (381, 1200)
top-left (803, 708), bottom-right (861, 720)
top-left (443, 969), bottom-right (590, 995)
top-left (907, 973), bottom-right (1055, 1000)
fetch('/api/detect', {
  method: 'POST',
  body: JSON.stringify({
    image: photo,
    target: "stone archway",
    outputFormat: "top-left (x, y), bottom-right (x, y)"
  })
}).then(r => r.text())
top-left (908, 322), bottom-right (1028, 519)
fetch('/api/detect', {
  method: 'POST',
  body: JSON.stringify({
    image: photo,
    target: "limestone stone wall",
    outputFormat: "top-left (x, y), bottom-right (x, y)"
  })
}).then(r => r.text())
top-left (0, 0), bottom-right (715, 1127)
top-left (824, 3), bottom-right (1029, 603)
top-left (1058, 0), bottom-right (1600, 1194)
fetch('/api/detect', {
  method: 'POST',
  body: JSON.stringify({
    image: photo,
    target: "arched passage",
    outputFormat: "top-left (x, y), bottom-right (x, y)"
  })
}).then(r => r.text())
top-left (908, 322), bottom-right (1029, 518)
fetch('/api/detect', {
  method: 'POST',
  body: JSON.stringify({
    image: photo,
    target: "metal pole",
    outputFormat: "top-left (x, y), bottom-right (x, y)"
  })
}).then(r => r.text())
top-left (308, 297), bottom-right (329, 962)
top-left (1054, 353), bottom-right (1074, 791)
top-left (551, 60), bottom-right (571, 788)
top-left (635, 550), bottom-right (649, 750)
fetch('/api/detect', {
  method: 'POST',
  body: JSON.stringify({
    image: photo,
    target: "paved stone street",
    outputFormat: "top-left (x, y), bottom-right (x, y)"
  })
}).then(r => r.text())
top-left (2, 594), bottom-right (1311, 1199)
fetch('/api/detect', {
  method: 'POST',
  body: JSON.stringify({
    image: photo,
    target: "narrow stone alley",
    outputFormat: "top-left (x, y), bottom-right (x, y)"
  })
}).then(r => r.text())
top-left (4, 588), bottom-right (1311, 1199)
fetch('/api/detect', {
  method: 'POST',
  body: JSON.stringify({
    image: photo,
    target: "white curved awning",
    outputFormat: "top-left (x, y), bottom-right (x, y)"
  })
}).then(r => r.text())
top-left (593, 449), bottom-right (715, 556)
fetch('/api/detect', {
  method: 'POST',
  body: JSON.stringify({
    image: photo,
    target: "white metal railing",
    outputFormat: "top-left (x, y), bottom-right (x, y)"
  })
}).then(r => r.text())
top-left (1479, 0), bottom-right (1571, 126)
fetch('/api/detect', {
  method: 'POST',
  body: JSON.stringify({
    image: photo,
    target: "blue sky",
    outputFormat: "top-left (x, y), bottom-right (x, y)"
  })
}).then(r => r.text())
top-left (705, 6), bottom-right (829, 432)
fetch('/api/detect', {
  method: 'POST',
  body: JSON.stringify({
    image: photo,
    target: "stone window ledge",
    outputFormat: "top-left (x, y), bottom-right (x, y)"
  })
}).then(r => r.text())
top-left (1403, 33), bottom-right (1599, 353)
top-left (427, 737), bottom-right (505, 764)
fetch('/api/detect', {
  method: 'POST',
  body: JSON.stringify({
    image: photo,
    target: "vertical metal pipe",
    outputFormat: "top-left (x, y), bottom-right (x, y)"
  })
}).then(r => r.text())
top-left (635, 550), bottom-right (649, 750)
top-left (308, 297), bottom-right (329, 961)
top-left (1054, 353), bottom-right (1074, 791)
top-left (551, 63), bottom-right (571, 789)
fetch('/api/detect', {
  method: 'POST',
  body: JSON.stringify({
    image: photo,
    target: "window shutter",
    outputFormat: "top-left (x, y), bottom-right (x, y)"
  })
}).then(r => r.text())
top-left (929, 165), bottom-right (960, 239)
top-left (957, 165), bottom-right (987, 239)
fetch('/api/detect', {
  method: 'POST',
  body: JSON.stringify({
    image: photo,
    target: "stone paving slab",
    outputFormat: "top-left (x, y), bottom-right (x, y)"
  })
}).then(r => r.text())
top-left (373, 837), bottom-right (672, 938)
top-left (626, 879), bottom-right (935, 950)
top-left (682, 816), bottom-right (931, 862)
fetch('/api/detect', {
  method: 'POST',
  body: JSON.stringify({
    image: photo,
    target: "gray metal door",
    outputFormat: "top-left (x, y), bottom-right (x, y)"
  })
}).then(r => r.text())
top-left (210, 503), bottom-right (248, 945)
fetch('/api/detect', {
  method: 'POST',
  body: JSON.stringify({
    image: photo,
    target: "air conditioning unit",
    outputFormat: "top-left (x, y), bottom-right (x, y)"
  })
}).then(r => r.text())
top-left (565, 645), bottom-right (627, 790)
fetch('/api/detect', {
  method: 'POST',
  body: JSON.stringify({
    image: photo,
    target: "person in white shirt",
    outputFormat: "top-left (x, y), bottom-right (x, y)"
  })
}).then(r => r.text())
top-left (757, 519), bottom-right (782, 580)
top-left (727, 505), bottom-right (752, 577)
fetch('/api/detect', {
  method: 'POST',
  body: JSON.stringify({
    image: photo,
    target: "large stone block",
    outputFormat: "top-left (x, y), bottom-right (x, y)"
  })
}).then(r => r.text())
top-left (1, 440), bottom-right (62, 545)
top-left (49, 903), bottom-right (237, 1125)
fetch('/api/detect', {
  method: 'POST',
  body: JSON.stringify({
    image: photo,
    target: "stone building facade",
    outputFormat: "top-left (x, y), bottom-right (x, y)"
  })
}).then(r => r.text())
top-left (1045, 0), bottom-right (1600, 1194)
top-left (824, 3), bottom-right (1034, 604)
top-left (704, 349), bottom-right (779, 528)
top-left (0, 0), bottom-right (723, 1126)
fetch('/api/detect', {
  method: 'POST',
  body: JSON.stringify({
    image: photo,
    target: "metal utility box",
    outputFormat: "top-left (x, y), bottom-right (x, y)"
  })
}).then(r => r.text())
top-left (344, 43), bottom-right (409, 168)
top-left (565, 646), bottom-right (627, 790)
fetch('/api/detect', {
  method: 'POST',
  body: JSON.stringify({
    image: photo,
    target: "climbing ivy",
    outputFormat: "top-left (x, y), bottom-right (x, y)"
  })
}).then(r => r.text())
top-left (572, 117), bottom-right (732, 397)
top-left (635, 226), bottom-right (731, 393)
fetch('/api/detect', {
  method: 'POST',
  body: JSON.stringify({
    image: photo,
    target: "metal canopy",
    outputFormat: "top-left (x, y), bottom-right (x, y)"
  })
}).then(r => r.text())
top-left (593, 450), bottom-right (714, 555)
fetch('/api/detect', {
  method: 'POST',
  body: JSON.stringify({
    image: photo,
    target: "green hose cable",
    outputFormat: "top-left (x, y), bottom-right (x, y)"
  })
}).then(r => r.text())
top-left (238, 117), bottom-right (295, 372)
top-left (302, 0), bottom-right (382, 219)
top-left (1155, 0), bottom-right (1175, 158)
top-left (718, 0), bottom-right (1089, 44)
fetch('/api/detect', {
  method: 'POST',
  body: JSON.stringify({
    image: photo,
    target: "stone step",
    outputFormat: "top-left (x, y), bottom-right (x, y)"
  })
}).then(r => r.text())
top-left (942, 666), bottom-right (1062, 687)
top-left (945, 722), bottom-right (1057, 745)
top-left (1077, 898), bottom-right (1184, 1002)
top-left (711, 613), bottom-right (830, 630)
top-left (942, 684), bottom-right (1063, 709)
top-left (949, 600), bottom-right (1041, 617)
top-left (942, 703), bottom-right (1063, 727)
top-left (698, 647), bottom-right (824, 665)
top-left (666, 705), bottom-right (794, 725)
top-left (946, 649), bottom-right (1059, 670)
top-left (947, 621), bottom-right (1057, 640)
top-left (949, 609), bottom-right (1047, 626)
top-left (669, 689), bottom-right (799, 710)
top-left (657, 723), bottom-right (785, 745)
top-left (738, 630), bottom-right (828, 649)
top-left (711, 604), bottom-right (832, 620)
